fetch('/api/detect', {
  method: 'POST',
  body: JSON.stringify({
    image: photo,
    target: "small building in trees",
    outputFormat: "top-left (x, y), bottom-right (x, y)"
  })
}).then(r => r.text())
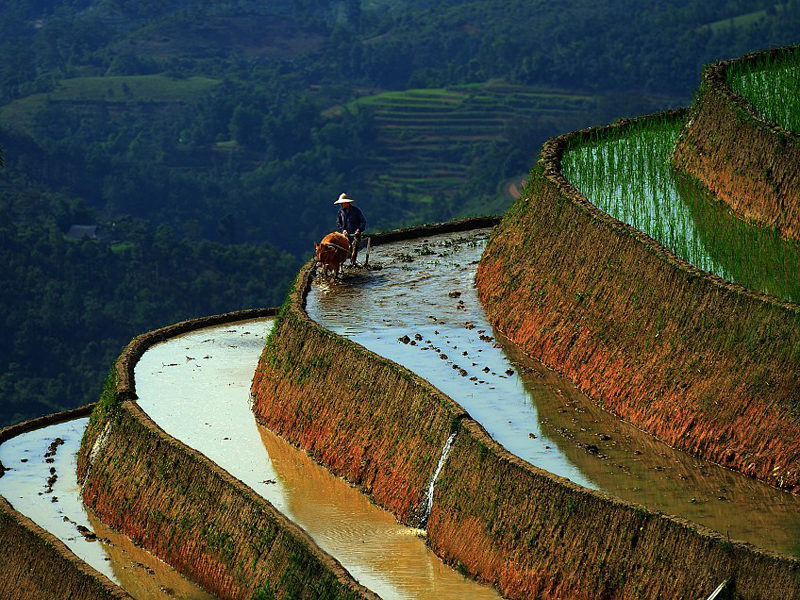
top-left (65, 225), bottom-right (100, 240)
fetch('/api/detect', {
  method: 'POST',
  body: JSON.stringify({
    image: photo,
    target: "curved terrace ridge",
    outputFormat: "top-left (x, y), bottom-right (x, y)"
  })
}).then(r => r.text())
top-left (548, 111), bottom-right (798, 313)
top-left (74, 307), bottom-right (376, 600)
top-left (251, 217), bottom-right (800, 600)
top-left (8, 43), bottom-right (800, 600)
top-left (477, 110), bottom-right (800, 496)
top-left (673, 44), bottom-right (800, 241)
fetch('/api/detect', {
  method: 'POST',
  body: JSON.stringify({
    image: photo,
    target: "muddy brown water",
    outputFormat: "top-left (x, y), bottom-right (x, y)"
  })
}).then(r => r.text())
top-left (2, 320), bottom-right (499, 599)
top-left (134, 319), bottom-right (499, 599)
top-left (0, 418), bottom-right (215, 600)
top-left (307, 229), bottom-right (800, 557)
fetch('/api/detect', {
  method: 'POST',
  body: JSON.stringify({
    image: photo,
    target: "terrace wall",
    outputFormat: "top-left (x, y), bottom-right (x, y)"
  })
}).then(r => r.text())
top-left (0, 407), bottom-right (132, 600)
top-left (251, 217), bottom-right (800, 599)
top-left (251, 217), bottom-right (499, 524)
top-left (476, 114), bottom-right (800, 495)
top-left (76, 308), bottom-right (375, 600)
top-left (673, 46), bottom-right (800, 242)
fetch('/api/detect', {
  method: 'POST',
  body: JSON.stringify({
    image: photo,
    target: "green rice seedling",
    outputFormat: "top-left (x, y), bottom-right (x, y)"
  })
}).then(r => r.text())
top-left (561, 116), bottom-right (800, 303)
top-left (726, 47), bottom-right (800, 134)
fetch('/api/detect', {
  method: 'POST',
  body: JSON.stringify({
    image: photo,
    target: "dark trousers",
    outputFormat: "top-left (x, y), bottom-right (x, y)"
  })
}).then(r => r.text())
top-left (347, 232), bottom-right (361, 264)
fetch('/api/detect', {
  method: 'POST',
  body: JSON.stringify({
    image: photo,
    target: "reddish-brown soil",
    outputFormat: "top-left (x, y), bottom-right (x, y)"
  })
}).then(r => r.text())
top-left (0, 407), bottom-right (130, 600)
top-left (477, 117), bottom-right (800, 493)
top-left (428, 419), bottom-right (800, 600)
top-left (251, 218), bottom-right (800, 599)
top-left (76, 308), bottom-right (372, 600)
top-left (251, 293), bottom-right (465, 524)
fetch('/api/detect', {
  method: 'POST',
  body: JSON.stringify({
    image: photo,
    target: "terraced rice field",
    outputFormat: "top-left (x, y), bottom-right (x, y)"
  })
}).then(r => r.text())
top-left (561, 116), bottom-right (800, 303)
top-left (0, 75), bottom-right (221, 133)
top-left (345, 83), bottom-right (596, 200)
top-left (308, 231), bottom-right (800, 556)
top-left (726, 47), bottom-right (800, 134)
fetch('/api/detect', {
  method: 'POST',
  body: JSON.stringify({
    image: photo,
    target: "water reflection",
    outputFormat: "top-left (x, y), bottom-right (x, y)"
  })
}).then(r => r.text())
top-left (258, 425), bottom-right (498, 599)
top-left (500, 334), bottom-right (800, 554)
top-left (0, 418), bottom-right (215, 600)
top-left (307, 230), bottom-right (800, 556)
top-left (675, 172), bottom-right (800, 302)
top-left (134, 319), bottom-right (499, 599)
top-left (561, 120), bottom-right (800, 303)
top-left (308, 233), bottom-right (593, 489)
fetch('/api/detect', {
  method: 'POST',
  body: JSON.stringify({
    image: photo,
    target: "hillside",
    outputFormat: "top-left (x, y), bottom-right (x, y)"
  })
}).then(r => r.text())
top-left (1, 0), bottom-right (799, 425)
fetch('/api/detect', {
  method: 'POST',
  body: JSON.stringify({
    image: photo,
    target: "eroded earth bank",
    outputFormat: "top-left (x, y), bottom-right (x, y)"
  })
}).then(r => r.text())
top-left (251, 218), bottom-right (800, 600)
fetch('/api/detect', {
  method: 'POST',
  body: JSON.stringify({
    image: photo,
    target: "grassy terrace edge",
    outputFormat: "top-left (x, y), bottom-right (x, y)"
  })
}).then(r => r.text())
top-left (73, 307), bottom-right (376, 600)
top-left (477, 108), bottom-right (800, 498)
top-left (673, 44), bottom-right (800, 242)
top-left (251, 216), bottom-right (800, 599)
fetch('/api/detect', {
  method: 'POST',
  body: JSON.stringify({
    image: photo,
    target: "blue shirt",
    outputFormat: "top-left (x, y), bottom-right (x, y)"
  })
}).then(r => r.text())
top-left (337, 205), bottom-right (367, 234)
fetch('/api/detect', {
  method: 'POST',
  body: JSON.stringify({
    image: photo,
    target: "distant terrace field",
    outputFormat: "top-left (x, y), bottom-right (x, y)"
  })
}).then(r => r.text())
top-left (702, 4), bottom-right (789, 33)
top-left (0, 75), bottom-right (220, 132)
top-left (340, 82), bottom-right (597, 202)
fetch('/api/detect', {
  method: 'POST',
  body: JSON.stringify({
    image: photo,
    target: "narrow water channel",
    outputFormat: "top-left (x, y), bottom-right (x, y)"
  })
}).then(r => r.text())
top-left (0, 418), bottom-right (215, 600)
top-left (307, 230), bottom-right (800, 557)
top-left (134, 319), bottom-right (500, 599)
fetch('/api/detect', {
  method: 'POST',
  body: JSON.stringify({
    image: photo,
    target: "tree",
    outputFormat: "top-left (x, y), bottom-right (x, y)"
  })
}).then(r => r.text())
top-left (230, 104), bottom-right (265, 151)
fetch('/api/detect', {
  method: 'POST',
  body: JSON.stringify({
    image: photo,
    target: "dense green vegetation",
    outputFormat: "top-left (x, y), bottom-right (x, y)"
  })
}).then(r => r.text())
top-left (561, 116), bottom-right (800, 304)
top-left (342, 83), bottom-right (597, 216)
top-left (726, 45), bottom-right (800, 133)
top-left (1, 0), bottom-right (799, 425)
top-left (0, 215), bottom-right (299, 425)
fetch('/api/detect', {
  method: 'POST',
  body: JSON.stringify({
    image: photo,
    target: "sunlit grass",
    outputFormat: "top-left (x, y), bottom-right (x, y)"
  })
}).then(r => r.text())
top-left (0, 74), bottom-right (220, 132)
top-left (703, 7), bottom-right (775, 33)
top-left (561, 116), bottom-right (800, 303)
top-left (726, 46), bottom-right (800, 134)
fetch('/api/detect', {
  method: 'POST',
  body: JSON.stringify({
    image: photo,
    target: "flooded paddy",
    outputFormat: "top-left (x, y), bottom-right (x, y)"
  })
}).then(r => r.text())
top-left (0, 418), bottom-right (215, 600)
top-left (726, 50), bottom-right (800, 135)
top-left (561, 119), bottom-right (800, 303)
top-left (135, 319), bottom-right (499, 599)
top-left (307, 230), bottom-right (800, 557)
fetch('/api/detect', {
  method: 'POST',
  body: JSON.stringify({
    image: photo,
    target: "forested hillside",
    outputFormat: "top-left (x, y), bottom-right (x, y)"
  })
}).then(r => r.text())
top-left (1, 0), bottom-right (798, 425)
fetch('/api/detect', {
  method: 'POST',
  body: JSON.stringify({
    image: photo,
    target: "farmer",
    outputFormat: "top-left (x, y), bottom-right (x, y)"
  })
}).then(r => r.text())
top-left (335, 192), bottom-right (367, 266)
